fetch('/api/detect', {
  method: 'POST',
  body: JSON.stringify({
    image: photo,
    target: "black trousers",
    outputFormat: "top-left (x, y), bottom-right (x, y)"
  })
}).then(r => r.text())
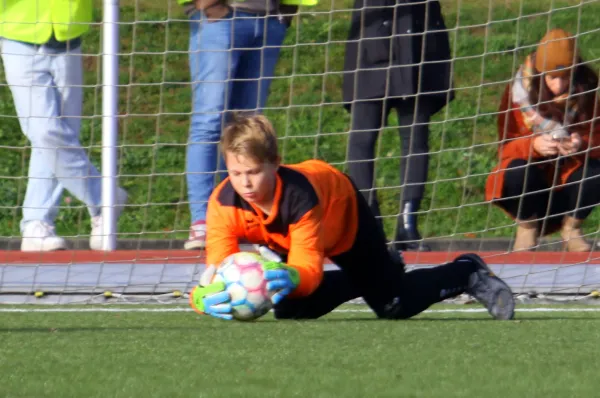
top-left (273, 179), bottom-right (476, 320)
top-left (494, 159), bottom-right (600, 222)
top-left (346, 98), bottom-right (432, 220)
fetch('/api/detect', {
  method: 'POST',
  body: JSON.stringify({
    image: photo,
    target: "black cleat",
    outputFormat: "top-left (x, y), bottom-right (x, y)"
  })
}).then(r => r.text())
top-left (457, 253), bottom-right (515, 320)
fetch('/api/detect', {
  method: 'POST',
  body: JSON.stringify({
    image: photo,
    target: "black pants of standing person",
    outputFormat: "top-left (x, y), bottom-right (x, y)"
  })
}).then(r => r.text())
top-left (347, 98), bottom-right (433, 251)
top-left (495, 159), bottom-right (600, 226)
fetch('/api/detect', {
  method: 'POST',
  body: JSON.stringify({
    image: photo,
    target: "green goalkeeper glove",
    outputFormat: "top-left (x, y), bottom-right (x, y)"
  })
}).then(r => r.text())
top-left (189, 265), bottom-right (233, 320)
top-left (262, 261), bottom-right (300, 305)
top-left (255, 245), bottom-right (300, 304)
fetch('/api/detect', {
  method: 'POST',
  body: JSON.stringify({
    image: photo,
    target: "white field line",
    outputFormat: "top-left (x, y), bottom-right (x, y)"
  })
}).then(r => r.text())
top-left (1, 307), bottom-right (600, 313)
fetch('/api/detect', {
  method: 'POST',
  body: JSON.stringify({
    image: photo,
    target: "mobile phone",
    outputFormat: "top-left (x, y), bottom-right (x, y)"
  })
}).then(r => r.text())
top-left (551, 130), bottom-right (570, 141)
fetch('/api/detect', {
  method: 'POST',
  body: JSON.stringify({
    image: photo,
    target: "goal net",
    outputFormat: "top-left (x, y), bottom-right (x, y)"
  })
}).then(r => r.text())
top-left (0, 0), bottom-right (600, 305)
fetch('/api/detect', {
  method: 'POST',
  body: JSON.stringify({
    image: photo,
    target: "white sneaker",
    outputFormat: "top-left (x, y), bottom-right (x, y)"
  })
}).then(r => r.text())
top-left (90, 188), bottom-right (128, 251)
top-left (183, 222), bottom-right (207, 250)
top-left (21, 220), bottom-right (67, 252)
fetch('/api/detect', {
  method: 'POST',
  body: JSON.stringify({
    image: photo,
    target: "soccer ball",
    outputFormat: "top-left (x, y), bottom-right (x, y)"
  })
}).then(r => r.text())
top-left (213, 251), bottom-right (272, 321)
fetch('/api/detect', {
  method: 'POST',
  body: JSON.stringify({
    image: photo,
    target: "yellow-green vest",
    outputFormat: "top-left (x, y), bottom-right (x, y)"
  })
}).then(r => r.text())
top-left (279, 0), bottom-right (318, 6)
top-left (177, 0), bottom-right (319, 8)
top-left (0, 0), bottom-right (92, 44)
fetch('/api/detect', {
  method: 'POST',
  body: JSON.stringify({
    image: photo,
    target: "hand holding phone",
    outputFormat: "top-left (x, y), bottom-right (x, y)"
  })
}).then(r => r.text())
top-left (557, 132), bottom-right (582, 156)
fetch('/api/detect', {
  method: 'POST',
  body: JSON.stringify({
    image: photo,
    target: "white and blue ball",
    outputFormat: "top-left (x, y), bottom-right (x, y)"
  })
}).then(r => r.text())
top-left (213, 252), bottom-right (272, 321)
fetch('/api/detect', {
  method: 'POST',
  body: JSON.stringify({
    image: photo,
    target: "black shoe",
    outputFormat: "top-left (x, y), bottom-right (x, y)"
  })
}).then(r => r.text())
top-left (457, 253), bottom-right (515, 320)
top-left (394, 200), bottom-right (431, 252)
top-left (393, 228), bottom-right (431, 252)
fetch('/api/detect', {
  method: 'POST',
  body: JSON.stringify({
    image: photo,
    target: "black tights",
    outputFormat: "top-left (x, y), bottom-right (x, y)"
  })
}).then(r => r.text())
top-left (346, 99), bottom-right (432, 220)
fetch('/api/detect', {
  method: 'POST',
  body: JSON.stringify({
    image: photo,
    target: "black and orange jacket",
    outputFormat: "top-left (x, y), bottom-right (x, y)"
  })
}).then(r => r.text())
top-left (206, 160), bottom-right (359, 298)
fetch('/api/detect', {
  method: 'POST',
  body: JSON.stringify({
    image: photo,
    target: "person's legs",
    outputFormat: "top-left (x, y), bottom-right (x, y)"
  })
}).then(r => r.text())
top-left (333, 237), bottom-right (514, 320)
top-left (273, 269), bottom-right (361, 319)
top-left (2, 39), bottom-right (114, 251)
top-left (48, 43), bottom-right (128, 250)
top-left (557, 160), bottom-right (600, 251)
top-left (330, 185), bottom-right (486, 319)
top-left (275, 180), bottom-right (515, 320)
top-left (401, 253), bottom-right (515, 320)
top-left (47, 43), bottom-right (106, 218)
top-left (346, 100), bottom-right (389, 233)
top-left (562, 160), bottom-right (600, 220)
top-left (494, 159), bottom-right (550, 251)
top-left (1, 40), bottom-right (63, 234)
top-left (495, 159), bottom-right (550, 219)
top-left (228, 12), bottom-right (287, 114)
top-left (393, 99), bottom-right (433, 251)
top-left (185, 10), bottom-right (240, 249)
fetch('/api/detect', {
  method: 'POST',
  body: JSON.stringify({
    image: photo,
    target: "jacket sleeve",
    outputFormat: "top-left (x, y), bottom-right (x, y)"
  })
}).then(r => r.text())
top-left (498, 83), bottom-right (546, 162)
top-left (500, 133), bottom-right (546, 162)
top-left (285, 206), bottom-right (325, 298)
top-left (206, 198), bottom-right (240, 268)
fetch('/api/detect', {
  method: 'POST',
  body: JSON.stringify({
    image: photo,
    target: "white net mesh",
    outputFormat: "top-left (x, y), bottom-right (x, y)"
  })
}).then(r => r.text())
top-left (0, 0), bottom-right (600, 304)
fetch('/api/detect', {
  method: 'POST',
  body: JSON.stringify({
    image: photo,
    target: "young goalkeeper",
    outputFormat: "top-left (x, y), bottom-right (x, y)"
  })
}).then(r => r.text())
top-left (190, 114), bottom-right (515, 320)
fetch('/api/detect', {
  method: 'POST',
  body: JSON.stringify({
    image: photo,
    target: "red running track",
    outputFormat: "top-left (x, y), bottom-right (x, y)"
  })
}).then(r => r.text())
top-left (1, 250), bottom-right (600, 265)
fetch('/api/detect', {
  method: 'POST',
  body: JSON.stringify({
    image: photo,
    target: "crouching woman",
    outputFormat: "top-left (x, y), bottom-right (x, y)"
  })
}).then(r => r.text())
top-left (486, 29), bottom-right (600, 252)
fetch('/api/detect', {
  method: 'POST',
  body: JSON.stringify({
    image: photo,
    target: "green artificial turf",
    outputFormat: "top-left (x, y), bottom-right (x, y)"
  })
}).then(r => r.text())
top-left (1, 304), bottom-right (600, 397)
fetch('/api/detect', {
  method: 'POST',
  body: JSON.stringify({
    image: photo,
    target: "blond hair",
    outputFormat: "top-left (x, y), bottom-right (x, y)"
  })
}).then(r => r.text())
top-left (221, 114), bottom-right (279, 164)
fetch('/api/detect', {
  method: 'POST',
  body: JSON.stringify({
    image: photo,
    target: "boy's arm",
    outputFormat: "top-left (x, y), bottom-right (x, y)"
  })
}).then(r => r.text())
top-left (206, 199), bottom-right (241, 268)
top-left (283, 206), bottom-right (325, 298)
top-left (189, 198), bottom-right (239, 320)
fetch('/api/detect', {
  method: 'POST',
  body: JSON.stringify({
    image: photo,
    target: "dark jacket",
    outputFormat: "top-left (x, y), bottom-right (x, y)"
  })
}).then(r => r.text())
top-left (342, 0), bottom-right (454, 114)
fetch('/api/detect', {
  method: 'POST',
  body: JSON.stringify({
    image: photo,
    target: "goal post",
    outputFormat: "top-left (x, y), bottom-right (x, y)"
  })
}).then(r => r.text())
top-left (101, 0), bottom-right (121, 251)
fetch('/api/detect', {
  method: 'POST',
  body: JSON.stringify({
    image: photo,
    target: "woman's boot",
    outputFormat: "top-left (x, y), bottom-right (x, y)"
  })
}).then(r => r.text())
top-left (393, 200), bottom-right (430, 252)
top-left (513, 217), bottom-right (539, 252)
top-left (560, 216), bottom-right (592, 252)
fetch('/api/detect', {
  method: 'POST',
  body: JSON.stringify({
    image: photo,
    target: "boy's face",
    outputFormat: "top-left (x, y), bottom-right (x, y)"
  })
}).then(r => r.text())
top-left (225, 151), bottom-right (279, 207)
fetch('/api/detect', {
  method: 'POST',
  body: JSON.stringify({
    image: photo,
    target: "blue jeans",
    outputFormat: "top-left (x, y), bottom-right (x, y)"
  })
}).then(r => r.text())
top-left (186, 10), bottom-right (287, 223)
top-left (0, 39), bottom-right (103, 232)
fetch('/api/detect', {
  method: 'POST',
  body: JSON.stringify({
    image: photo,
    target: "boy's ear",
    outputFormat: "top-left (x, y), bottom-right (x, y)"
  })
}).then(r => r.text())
top-left (274, 156), bottom-right (281, 169)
